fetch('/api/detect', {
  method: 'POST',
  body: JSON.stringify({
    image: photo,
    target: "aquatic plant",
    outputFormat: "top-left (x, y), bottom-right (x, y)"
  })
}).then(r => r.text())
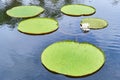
top-left (41, 41), bottom-right (105, 77)
top-left (81, 18), bottom-right (108, 29)
top-left (18, 18), bottom-right (58, 34)
top-left (6, 6), bottom-right (44, 18)
top-left (61, 4), bottom-right (96, 16)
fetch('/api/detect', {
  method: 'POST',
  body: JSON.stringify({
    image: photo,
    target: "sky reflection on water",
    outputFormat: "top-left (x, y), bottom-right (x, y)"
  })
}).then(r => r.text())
top-left (0, 0), bottom-right (120, 80)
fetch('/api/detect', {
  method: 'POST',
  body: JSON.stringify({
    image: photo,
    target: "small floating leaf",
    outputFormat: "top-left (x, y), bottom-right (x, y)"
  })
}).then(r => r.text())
top-left (6, 6), bottom-right (44, 18)
top-left (41, 41), bottom-right (105, 77)
top-left (61, 4), bottom-right (96, 16)
top-left (81, 18), bottom-right (108, 29)
top-left (18, 18), bottom-right (58, 35)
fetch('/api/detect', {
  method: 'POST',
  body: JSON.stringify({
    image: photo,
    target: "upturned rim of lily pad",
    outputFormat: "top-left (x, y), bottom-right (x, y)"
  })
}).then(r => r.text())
top-left (61, 4), bottom-right (96, 17)
top-left (6, 6), bottom-right (44, 18)
top-left (18, 18), bottom-right (59, 35)
top-left (80, 18), bottom-right (108, 29)
top-left (41, 40), bottom-right (105, 77)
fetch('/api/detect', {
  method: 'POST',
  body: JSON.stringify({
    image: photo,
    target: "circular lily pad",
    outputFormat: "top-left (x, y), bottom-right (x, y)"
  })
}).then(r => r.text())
top-left (61, 4), bottom-right (96, 16)
top-left (81, 18), bottom-right (108, 29)
top-left (6, 6), bottom-right (44, 18)
top-left (41, 41), bottom-right (105, 77)
top-left (18, 18), bottom-right (58, 35)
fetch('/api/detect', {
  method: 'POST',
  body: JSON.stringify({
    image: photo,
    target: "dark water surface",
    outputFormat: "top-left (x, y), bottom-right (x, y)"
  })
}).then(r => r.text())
top-left (0, 0), bottom-right (120, 80)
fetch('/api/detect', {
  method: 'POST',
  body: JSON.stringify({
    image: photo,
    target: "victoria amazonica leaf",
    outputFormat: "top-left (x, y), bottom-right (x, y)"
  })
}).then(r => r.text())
top-left (61, 4), bottom-right (96, 16)
top-left (41, 41), bottom-right (105, 77)
top-left (81, 18), bottom-right (108, 29)
top-left (18, 18), bottom-right (58, 35)
top-left (6, 6), bottom-right (44, 18)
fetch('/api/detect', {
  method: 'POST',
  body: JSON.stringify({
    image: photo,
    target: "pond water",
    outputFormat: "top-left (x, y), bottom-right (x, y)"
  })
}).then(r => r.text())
top-left (0, 0), bottom-right (120, 80)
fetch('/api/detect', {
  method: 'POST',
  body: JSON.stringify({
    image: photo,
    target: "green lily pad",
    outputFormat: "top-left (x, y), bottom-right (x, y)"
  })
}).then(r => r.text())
top-left (81, 18), bottom-right (108, 29)
top-left (6, 6), bottom-right (44, 18)
top-left (41, 41), bottom-right (105, 77)
top-left (61, 4), bottom-right (96, 16)
top-left (18, 18), bottom-right (58, 35)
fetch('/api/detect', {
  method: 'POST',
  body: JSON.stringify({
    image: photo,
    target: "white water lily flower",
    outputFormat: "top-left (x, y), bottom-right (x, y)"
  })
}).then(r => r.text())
top-left (81, 23), bottom-right (90, 32)
top-left (81, 23), bottom-right (90, 28)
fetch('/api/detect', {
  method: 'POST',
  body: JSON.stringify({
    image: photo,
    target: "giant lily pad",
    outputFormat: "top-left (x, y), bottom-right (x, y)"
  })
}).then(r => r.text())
top-left (6, 6), bottom-right (44, 18)
top-left (41, 41), bottom-right (105, 77)
top-left (81, 18), bottom-right (108, 29)
top-left (18, 18), bottom-right (58, 35)
top-left (61, 4), bottom-right (96, 16)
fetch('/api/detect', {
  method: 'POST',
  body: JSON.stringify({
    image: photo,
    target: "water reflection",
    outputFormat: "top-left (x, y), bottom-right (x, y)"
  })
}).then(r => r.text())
top-left (0, 0), bottom-right (119, 29)
top-left (41, 0), bottom-right (65, 18)
top-left (0, 0), bottom-right (13, 9)
top-left (0, 0), bottom-right (120, 80)
top-left (0, 9), bottom-right (11, 24)
top-left (17, 0), bottom-right (40, 5)
top-left (0, 0), bottom-right (73, 26)
top-left (0, 0), bottom-right (87, 24)
top-left (112, 0), bottom-right (120, 5)
top-left (0, 0), bottom-right (21, 28)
